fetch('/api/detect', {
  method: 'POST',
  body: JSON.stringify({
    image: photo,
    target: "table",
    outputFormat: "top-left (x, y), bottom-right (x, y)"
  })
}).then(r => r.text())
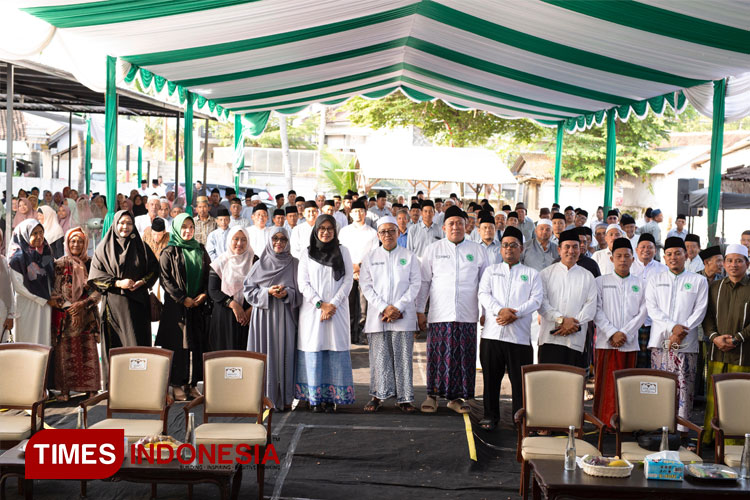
top-left (0, 443), bottom-right (242, 500)
top-left (529, 459), bottom-right (750, 500)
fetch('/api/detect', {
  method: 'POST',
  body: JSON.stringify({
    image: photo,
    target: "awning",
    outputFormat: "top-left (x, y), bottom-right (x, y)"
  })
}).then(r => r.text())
top-left (356, 144), bottom-right (516, 185)
top-left (12, 1), bottom-right (750, 133)
top-left (688, 188), bottom-right (750, 210)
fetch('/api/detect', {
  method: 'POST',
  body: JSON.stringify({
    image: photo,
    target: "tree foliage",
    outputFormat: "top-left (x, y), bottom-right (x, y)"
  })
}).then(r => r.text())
top-left (320, 149), bottom-right (357, 195)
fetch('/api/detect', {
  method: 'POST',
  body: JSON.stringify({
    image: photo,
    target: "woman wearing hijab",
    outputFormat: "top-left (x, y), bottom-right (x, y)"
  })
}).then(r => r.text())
top-left (37, 205), bottom-right (65, 258)
top-left (51, 227), bottom-right (101, 401)
top-left (76, 196), bottom-right (93, 224)
top-left (208, 226), bottom-right (254, 351)
top-left (41, 190), bottom-right (56, 210)
top-left (132, 194), bottom-right (148, 217)
top-left (9, 219), bottom-right (58, 345)
top-left (0, 241), bottom-right (16, 342)
top-left (28, 194), bottom-right (39, 210)
top-left (88, 211), bottom-right (159, 354)
top-left (12, 197), bottom-right (35, 228)
top-left (53, 192), bottom-right (64, 208)
top-left (244, 227), bottom-right (300, 410)
top-left (57, 204), bottom-right (74, 234)
top-left (155, 213), bottom-right (211, 401)
top-left (90, 195), bottom-right (107, 220)
top-left (296, 214), bottom-right (355, 412)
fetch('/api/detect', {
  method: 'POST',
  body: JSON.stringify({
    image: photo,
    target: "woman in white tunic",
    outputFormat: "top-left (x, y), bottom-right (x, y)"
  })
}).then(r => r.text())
top-left (295, 214), bottom-right (354, 412)
top-left (9, 219), bottom-right (58, 346)
top-left (0, 252), bottom-right (16, 342)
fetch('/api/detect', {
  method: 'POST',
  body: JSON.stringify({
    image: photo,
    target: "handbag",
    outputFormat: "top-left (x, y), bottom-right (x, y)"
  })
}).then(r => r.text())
top-left (149, 292), bottom-right (163, 322)
top-left (634, 430), bottom-right (681, 451)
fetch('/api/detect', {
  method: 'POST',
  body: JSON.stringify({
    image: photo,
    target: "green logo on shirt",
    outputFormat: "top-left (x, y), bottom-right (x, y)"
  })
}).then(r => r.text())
top-left (399, 258), bottom-right (407, 266)
top-left (466, 254), bottom-right (474, 262)
top-left (684, 283), bottom-right (692, 291)
top-left (631, 285), bottom-right (640, 292)
top-left (520, 274), bottom-right (529, 282)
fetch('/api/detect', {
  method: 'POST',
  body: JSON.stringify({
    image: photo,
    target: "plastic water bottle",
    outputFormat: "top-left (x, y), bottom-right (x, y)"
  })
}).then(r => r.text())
top-left (740, 433), bottom-right (750, 479)
top-left (183, 412), bottom-right (196, 463)
top-left (659, 426), bottom-right (669, 452)
top-left (565, 425), bottom-right (576, 471)
top-left (76, 407), bottom-right (85, 429)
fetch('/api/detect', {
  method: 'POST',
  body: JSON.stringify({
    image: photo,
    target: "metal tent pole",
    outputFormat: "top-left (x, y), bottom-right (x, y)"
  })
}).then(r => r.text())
top-left (175, 112), bottom-right (180, 193)
top-left (5, 63), bottom-right (14, 253)
top-left (68, 111), bottom-right (73, 186)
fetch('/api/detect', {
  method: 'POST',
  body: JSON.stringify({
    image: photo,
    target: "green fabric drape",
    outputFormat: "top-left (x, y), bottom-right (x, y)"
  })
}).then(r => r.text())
top-left (184, 92), bottom-right (195, 215)
top-left (233, 114), bottom-right (244, 193)
top-left (554, 123), bottom-right (563, 205)
top-left (603, 108), bottom-right (616, 213)
top-left (137, 146), bottom-right (142, 187)
top-left (103, 55), bottom-right (118, 234)
top-left (707, 78), bottom-right (727, 244)
top-left (84, 117), bottom-right (92, 195)
top-left (168, 213), bottom-right (202, 298)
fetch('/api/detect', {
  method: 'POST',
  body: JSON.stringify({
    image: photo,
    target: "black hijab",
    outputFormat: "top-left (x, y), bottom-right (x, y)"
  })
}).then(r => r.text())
top-left (89, 210), bottom-right (154, 284)
top-left (308, 214), bottom-right (345, 281)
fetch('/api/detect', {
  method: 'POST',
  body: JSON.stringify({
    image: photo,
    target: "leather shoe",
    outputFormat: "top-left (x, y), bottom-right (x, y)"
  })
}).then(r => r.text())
top-left (188, 386), bottom-right (201, 399)
top-left (172, 385), bottom-right (187, 401)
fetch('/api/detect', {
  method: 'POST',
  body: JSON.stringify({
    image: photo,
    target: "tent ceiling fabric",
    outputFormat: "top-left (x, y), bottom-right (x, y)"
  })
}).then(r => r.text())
top-left (18, 0), bottom-right (750, 133)
top-left (356, 144), bottom-right (517, 185)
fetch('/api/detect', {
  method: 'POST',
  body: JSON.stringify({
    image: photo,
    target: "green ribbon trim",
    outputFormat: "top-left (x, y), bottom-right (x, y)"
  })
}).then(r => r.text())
top-left (707, 79), bottom-right (727, 243)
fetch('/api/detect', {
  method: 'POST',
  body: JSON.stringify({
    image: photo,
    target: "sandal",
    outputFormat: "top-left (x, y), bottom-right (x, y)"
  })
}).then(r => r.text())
top-left (420, 396), bottom-right (438, 413)
top-left (364, 398), bottom-right (382, 413)
top-left (447, 399), bottom-right (471, 414)
top-left (397, 402), bottom-right (417, 414)
top-left (478, 418), bottom-right (498, 431)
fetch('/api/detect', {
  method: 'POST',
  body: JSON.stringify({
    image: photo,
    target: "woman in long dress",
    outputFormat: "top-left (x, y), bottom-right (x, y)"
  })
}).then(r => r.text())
top-left (9, 219), bottom-right (58, 346)
top-left (295, 214), bottom-right (355, 412)
top-left (208, 226), bottom-right (253, 351)
top-left (37, 205), bottom-right (65, 258)
top-left (155, 213), bottom-right (211, 401)
top-left (0, 250), bottom-right (16, 342)
top-left (245, 226), bottom-right (300, 410)
top-left (51, 227), bottom-right (101, 401)
top-left (88, 210), bottom-right (159, 352)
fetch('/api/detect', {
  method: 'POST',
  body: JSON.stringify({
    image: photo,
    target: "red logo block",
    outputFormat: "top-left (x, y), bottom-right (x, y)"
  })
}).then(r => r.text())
top-left (26, 429), bottom-right (125, 479)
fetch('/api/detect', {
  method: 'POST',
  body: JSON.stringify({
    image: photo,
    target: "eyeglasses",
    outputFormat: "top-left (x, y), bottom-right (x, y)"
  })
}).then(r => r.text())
top-left (378, 229), bottom-right (398, 236)
top-left (501, 242), bottom-right (520, 249)
top-left (271, 236), bottom-right (288, 243)
top-left (318, 227), bottom-right (335, 234)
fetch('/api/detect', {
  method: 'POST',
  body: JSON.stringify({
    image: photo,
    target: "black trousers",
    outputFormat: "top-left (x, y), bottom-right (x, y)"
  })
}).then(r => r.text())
top-left (480, 338), bottom-right (533, 422)
top-left (171, 347), bottom-right (203, 387)
top-left (348, 279), bottom-right (367, 343)
top-left (538, 343), bottom-right (585, 368)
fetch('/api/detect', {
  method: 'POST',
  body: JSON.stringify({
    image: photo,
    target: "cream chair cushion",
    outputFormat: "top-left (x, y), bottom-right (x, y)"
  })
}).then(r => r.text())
top-left (521, 436), bottom-right (601, 461)
top-left (715, 379), bottom-right (750, 436)
top-left (616, 374), bottom-right (676, 432)
top-left (620, 442), bottom-right (702, 463)
top-left (89, 418), bottom-right (164, 443)
top-left (108, 353), bottom-right (170, 412)
top-left (723, 445), bottom-right (743, 467)
top-left (0, 348), bottom-right (48, 406)
top-left (204, 357), bottom-right (264, 415)
top-left (524, 370), bottom-right (583, 428)
top-left (0, 415), bottom-right (33, 441)
top-left (195, 423), bottom-right (267, 446)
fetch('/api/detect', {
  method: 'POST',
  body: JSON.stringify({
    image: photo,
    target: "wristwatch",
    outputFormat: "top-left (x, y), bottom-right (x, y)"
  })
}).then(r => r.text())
top-left (555, 317), bottom-right (564, 327)
top-left (316, 301), bottom-right (322, 309)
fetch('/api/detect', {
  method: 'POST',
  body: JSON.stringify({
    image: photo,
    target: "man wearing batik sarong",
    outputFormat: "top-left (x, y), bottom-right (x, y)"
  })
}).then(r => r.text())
top-left (701, 244), bottom-right (750, 444)
top-left (646, 236), bottom-right (708, 433)
top-left (593, 238), bottom-right (647, 429)
top-left (417, 205), bottom-right (488, 414)
top-left (359, 216), bottom-right (422, 413)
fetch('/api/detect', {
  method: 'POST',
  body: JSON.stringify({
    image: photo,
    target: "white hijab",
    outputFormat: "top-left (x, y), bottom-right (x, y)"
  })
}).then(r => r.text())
top-left (210, 226), bottom-right (254, 304)
top-left (38, 205), bottom-right (64, 244)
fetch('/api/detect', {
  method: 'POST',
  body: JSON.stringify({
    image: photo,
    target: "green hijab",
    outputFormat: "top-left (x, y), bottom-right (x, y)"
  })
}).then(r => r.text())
top-left (168, 213), bottom-right (202, 298)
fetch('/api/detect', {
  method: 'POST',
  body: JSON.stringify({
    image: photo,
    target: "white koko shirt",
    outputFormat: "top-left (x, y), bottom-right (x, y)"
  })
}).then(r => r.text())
top-left (594, 273), bottom-right (647, 351)
top-left (478, 262), bottom-right (543, 345)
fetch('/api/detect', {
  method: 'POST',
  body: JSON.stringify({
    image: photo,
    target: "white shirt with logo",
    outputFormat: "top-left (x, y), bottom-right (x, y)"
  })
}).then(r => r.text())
top-left (594, 273), bottom-right (647, 351)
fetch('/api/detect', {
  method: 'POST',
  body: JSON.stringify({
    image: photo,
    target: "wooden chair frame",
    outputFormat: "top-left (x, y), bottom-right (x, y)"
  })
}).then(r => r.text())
top-left (710, 372), bottom-right (750, 464)
top-left (183, 350), bottom-right (274, 500)
top-left (80, 347), bottom-right (174, 434)
top-left (611, 368), bottom-right (703, 458)
top-left (0, 343), bottom-right (51, 449)
top-left (514, 363), bottom-right (604, 500)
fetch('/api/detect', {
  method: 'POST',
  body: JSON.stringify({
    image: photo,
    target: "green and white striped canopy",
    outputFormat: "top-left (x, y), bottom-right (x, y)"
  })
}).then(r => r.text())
top-left (19, 0), bottom-right (750, 132)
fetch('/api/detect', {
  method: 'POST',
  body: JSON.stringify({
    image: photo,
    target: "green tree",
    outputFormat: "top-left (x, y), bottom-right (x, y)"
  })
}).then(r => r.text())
top-left (320, 149), bottom-right (357, 195)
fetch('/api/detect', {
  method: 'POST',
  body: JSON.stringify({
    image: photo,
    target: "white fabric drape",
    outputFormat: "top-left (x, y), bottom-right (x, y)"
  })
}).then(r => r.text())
top-left (684, 73), bottom-right (750, 122)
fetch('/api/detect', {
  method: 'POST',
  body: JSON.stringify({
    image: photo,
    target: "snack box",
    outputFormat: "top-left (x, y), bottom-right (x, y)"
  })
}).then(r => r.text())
top-left (645, 458), bottom-right (684, 481)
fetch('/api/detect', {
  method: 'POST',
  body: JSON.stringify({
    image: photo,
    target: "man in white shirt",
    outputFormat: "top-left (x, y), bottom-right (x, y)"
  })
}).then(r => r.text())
top-left (629, 233), bottom-right (668, 368)
top-left (685, 233), bottom-right (704, 273)
top-left (477, 226), bottom-right (542, 431)
top-left (589, 206), bottom-right (604, 232)
top-left (619, 214), bottom-right (639, 250)
top-left (240, 193), bottom-right (260, 221)
top-left (407, 200), bottom-right (444, 258)
top-left (228, 198), bottom-right (250, 228)
top-left (477, 211), bottom-right (502, 266)
top-left (205, 207), bottom-right (231, 261)
top-left (367, 190), bottom-right (390, 223)
top-left (515, 203), bottom-right (535, 243)
top-left (538, 229), bottom-right (598, 366)
top-left (417, 206), bottom-right (488, 414)
top-left (283, 205), bottom-right (298, 233)
top-left (666, 214), bottom-right (688, 240)
top-left (551, 212), bottom-right (566, 245)
top-left (359, 216), bottom-right (422, 413)
top-left (645, 236), bottom-right (709, 431)
top-left (291, 201), bottom-right (319, 259)
top-left (135, 197), bottom-right (160, 235)
top-left (593, 238), bottom-right (647, 428)
top-left (339, 199), bottom-right (379, 345)
top-left (592, 224), bottom-right (624, 276)
top-left (247, 204), bottom-right (271, 257)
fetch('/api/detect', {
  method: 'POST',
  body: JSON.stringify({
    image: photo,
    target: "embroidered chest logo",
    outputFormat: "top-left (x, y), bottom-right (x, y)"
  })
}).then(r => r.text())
top-left (466, 254), bottom-right (474, 262)
top-left (684, 283), bottom-right (692, 291)
top-left (631, 285), bottom-right (640, 292)
top-left (520, 274), bottom-right (529, 282)
top-left (399, 258), bottom-right (407, 266)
